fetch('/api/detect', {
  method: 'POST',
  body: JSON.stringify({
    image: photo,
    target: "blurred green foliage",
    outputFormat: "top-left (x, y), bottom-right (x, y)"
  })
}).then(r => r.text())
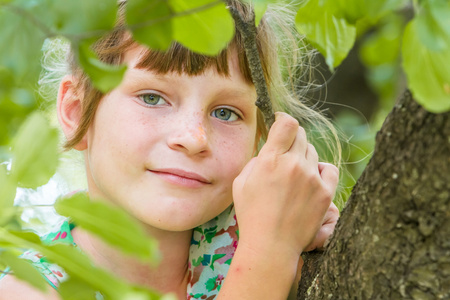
top-left (0, 0), bottom-right (449, 298)
top-left (296, 0), bottom-right (450, 113)
top-left (296, 0), bottom-right (356, 69)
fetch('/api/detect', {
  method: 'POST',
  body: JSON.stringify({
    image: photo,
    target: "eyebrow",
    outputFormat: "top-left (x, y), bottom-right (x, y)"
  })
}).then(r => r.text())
top-left (122, 69), bottom-right (173, 87)
top-left (214, 88), bottom-right (255, 102)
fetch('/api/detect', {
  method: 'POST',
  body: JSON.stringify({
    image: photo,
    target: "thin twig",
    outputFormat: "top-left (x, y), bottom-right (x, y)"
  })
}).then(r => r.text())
top-left (4, 4), bottom-right (56, 38)
top-left (225, 1), bottom-right (275, 129)
top-left (0, 270), bottom-right (12, 275)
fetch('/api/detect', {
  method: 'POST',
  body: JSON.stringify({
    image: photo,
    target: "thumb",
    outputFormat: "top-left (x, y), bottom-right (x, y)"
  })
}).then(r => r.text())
top-left (233, 157), bottom-right (257, 191)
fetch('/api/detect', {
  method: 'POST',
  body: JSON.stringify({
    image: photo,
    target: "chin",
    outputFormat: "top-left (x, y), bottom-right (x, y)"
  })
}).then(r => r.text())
top-left (132, 207), bottom-right (216, 232)
top-left (122, 192), bottom-right (231, 231)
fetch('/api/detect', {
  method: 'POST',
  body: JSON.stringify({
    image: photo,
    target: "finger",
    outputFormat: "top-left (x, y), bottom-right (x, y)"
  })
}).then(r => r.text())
top-left (318, 162), bottom-right (339, 194)
top-left (304, 202), bottom-right (339, 251)
top-left (324, 202), bottom-right (340, 222)
top-left (261, 112), bottom-right (299, 155)
top-left (286, 125), bottom-right (308, 157)
top-left (233, 157), bottom-right (257, 190)
top-left (306, 143), bottom-right (319, 166)
top-left (304, 223), bottom-right (335, 251)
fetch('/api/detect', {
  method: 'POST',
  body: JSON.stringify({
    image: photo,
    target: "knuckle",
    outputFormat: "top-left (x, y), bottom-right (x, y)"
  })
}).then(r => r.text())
top-left (308, 143), bottom-right (318, 156)
top-left (320, 186), bottom-right (334, 202)
top-left (306, 171), bottom-right (321, 187)
top-left (288, 162), bottom-right (304, 177)
top-left (297, 125), bottom-right (306, 137)
top-left (330, 167), bottom-right (340, 183)
top-left (329, 202), bottom-right (339, 214)
top-left (280, 116), bottom-right (299, 132)
top-left (324, 163), bottom-right (340, 182)
top-left (330, 164), bottom-right (339, 175)
top-left (327, 163), bottom-right (339, 174)
top-left (259, 151), bottom-right (278, 171)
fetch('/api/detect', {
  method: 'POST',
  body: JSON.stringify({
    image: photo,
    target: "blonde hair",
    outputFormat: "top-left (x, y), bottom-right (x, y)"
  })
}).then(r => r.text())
top-left (40, 0), bottom-right (343, 203)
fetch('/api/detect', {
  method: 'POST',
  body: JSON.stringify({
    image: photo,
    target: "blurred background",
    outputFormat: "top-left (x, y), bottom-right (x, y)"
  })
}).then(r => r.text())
top-left (309, 40), bottom-right (407, 209)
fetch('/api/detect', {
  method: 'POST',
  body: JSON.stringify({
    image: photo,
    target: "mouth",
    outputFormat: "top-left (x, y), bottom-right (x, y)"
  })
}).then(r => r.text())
top-left (149, 168), bottom-right (211, 187)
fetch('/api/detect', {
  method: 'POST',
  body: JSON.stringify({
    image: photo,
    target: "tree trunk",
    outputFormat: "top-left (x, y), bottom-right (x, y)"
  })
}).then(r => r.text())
top-left (298, 90), bottom-right (450, 300)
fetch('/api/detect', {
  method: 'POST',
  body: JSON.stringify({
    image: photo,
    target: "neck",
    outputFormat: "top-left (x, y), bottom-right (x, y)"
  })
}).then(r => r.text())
top-left (72, 224), bottom-right (192, 299)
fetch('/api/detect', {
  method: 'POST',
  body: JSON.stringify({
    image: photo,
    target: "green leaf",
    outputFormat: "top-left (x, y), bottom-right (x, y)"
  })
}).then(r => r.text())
top-left (170, 0), bottom-right (234, 55)
top-left (0, 229), bottom-right (42, 248)
top-left (0, 250), bottom-right (49, 292)
top-left (0, 164), bottom-right (16, 209)
top-left (54, 193), bottom-right (160, 265)
top-left (252, 1), bottom-right (268, 27)
top-left (59, 278), bottom-right (97, 300)
top-left (44, 0), bottom-right (117, 37)
top-left (415, 0), bottom-right (450, 51)
top-left (10, 112), bottom-right (59, 188)
top-left (160, 293), bottom-right (178, 300)
top-left (402, 21), bottom-right (450, 113)
top-left (364, 0), bottom-right (408, 20)
top-left (126, 0), bottom-right (173, 51)
top-left (325, 0), bottom-right (409, 24)
top-left (295, 0), bottom-right (356, 69)
top-left (241, 0), bottom-right (278, 26)
top-left (0, 208), bottom-right (18, 228)
top-left (0, 4), bottom-right (45, 82)
top-left (76, 41), bottom-right (127, 93)
top-left (359, 14), bottom-right (404, 66)
top-left (0, 228), bottom-right (135, 299)
top-left (42, 243), bottom-right (165, 300)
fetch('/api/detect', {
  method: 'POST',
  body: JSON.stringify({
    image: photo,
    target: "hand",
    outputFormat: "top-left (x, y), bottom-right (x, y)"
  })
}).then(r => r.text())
top-left (233, 112), bottom-right (339, 259)
top-left (303, 195), bottom-right (339, 252)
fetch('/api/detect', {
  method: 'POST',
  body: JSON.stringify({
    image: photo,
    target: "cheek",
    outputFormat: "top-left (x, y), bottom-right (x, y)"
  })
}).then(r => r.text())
top-left (217, 130), bottom-right (255, 178)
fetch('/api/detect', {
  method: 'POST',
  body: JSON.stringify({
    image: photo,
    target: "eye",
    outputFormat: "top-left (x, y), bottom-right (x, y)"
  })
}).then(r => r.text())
top-left (138, 93), bottom-right (167, 106)
top-left (211, 108), bottom-right (240, 122)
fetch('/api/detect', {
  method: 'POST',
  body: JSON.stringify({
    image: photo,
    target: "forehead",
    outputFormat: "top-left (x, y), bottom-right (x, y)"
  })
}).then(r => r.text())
top-left (123, 45), bottom-right (255, 93)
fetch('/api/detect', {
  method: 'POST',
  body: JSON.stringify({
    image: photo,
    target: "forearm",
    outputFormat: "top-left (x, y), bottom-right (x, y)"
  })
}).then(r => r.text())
top-left (217, 243), bottom-right (300, 300)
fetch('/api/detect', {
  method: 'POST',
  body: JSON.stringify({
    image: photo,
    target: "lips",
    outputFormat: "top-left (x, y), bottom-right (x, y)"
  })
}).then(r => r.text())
top-left (149, 168), bottom-right (211, 187)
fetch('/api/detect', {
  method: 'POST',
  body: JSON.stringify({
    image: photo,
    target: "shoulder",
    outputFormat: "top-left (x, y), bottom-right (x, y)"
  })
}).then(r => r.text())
top-left (0, 275), bottom-right (61, 300)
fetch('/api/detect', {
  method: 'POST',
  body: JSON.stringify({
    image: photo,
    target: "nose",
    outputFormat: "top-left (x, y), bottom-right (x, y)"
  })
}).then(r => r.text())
top-left (167, 113), bottom-right (209, 156)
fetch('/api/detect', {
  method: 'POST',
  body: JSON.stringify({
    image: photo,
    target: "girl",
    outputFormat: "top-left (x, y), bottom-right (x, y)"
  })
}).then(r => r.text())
top-left (0, 0), bottom-right (340, 299)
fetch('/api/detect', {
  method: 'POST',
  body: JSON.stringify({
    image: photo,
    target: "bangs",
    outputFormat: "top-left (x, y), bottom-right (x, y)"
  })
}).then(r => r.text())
top-left (91, 0), bottom-right (265, 85)
top-left (134, 40), bottom-right (254, 84)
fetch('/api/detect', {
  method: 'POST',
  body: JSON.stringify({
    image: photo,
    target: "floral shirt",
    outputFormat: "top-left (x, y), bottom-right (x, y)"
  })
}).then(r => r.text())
top-left (2, 204), bottom-right (239, 299)
top-left (187, 205), bottom-right (238, 299)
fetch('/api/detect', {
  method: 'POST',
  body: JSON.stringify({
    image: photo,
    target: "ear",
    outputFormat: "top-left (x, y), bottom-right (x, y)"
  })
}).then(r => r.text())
top-left (57, 75), bottom-right (87, 151)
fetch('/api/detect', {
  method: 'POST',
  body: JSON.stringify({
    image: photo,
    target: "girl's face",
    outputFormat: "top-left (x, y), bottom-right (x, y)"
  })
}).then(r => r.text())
top-left (83, 46), bottom-right (258, 231)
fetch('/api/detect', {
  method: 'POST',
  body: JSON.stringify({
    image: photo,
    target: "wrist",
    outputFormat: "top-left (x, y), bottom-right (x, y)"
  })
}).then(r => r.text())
top-left (218, 242), bottom-right (300, 300)
top-left (237, 234), bottom-right (305, 263)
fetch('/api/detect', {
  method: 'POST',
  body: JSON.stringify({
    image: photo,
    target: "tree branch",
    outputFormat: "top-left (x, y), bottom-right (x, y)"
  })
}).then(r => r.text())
top-left (298, 90), bottom-right (450, 299)
top-left (225, 1), bottom-right (275, 129)
top-left (297, 251), bottom-right (322, 300)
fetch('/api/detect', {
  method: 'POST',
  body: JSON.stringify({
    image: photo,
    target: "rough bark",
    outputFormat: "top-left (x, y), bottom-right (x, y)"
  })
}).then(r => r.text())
top-left (298, 90), bottom-right (450, 299)
top-left (226, 0), bottom-right (275, 129)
